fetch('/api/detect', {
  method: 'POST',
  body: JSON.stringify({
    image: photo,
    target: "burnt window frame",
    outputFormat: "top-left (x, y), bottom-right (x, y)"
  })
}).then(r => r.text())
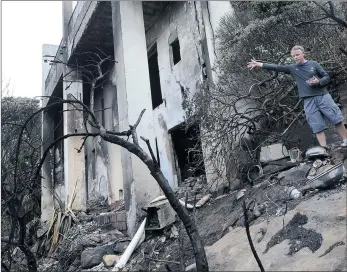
top-left (147, 43), bottom-right (163, 109)
top-left (170, 38), bottom-right (181, 65)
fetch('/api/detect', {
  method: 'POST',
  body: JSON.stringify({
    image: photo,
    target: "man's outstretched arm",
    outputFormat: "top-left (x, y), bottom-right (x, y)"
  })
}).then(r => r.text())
top-left (247, 59), bottom-right (291, 73)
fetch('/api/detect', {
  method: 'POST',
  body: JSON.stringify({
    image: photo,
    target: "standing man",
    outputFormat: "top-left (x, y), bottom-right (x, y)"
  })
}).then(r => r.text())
top-left (247, 45), bottom-right (347, 148)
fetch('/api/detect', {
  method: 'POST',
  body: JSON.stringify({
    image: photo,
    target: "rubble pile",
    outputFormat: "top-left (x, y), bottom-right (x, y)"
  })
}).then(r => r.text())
top-left (34, 142), bottom-right (345, 272)
top-left (176, 175), bottom-right (209, 203)
top-left (37, 213), bottom-right (127, 272)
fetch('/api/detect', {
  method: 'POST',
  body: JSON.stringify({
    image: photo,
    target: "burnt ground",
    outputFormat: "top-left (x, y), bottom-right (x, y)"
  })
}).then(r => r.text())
top-left (263, 213), bottom-right (323, 255)
top-left (128, 177), bottom-right (346, 271)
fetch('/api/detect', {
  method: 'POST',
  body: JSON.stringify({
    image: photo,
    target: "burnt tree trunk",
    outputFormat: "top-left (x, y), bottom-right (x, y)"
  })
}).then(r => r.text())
top-left (102, 133), bottom-right (209, 271)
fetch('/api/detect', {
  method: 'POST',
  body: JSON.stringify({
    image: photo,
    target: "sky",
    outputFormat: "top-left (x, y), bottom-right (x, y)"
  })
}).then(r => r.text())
top-left (2, 1), bottom-right (76, 98)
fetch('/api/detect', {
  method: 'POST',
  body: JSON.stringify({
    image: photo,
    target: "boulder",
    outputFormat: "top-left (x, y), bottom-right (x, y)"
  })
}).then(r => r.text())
top-left (80, 240), bottom-right (130, 269)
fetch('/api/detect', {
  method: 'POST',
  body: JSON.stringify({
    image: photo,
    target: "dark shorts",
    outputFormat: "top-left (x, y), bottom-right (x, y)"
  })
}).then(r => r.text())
top-left (304, 94), bottom-right (344, 133)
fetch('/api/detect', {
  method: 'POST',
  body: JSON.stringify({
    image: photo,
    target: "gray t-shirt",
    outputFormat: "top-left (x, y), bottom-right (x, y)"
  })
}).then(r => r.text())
top-left (262, 60), bottom-right (330, 98)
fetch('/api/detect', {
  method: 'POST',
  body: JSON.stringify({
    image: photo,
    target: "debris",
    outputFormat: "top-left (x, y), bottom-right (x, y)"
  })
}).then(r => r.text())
top-left (113, 218), bottom-right (147, 271)
top-left (260, 143), bottom-right (289, 163)
top-left (214, 194), bottom-right (228, 201)
top-left (307, 164), bottom-right (335, 179)
top-left (195, 194), bottom-right (211, 208)
top-left (179, 199), bottom-right (194, 210)
top-left (300, 162), bottom-right (344, 193)
top-left (288, 147), bottom-right (302, 163)
top-left (305, 146), bottom-right (328, 160)
top-left (103, 255), bottom-right (120, 268)
top-left (253, 203), bottom-right (262, 218)
top-left (247, 165), bottom-right (264, 183)
top-left (80, 240), bottom-right (130, 269)
top-left (176, 175), bottom-right (209, 202)
top-left (313, 159), bottom-right (323, 168)
top-left (149, 195), bottom-right (167, 204)
top-left (277, 164), bottom-right (311, 185)
top-left (185, 263), bottom-right (196, 271)
top-left (170, 225), bottom-right (179, 239)
top-left (289, 188), bottom-right (301, 199)
top-left (236, 189), bottom-right (246, 200)
top-left (145, 199), bottom-right (176, 230)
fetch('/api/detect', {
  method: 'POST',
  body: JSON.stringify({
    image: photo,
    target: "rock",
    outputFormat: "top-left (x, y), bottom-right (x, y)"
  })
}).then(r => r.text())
top-left (114, 239), bottom-right (130, 253)
top-left (185, 263), bottom-right (196, 271)
top-left (277, 164), bottom-right (311, 186)
top-left (70, 233), bottom-right (101, 252)
top-left (78, 212), bottom-right (94, 222)
top-left (170, 225), bottom-right (179, 239)
top-left (253, 203), bottom-right (261, 218)
top-left (80, 240), bottom-right (130, 269)
top-left (100, 229), bottom-right (124, 245)
top-left (289, 188), bottom-right (301, 199)
top-left (236, 189), bottom-right (246, 200)
top-left (313, 159), bottom-right (323, 168)
top-left (103, 254), bottom-right (120, 268)
top-left (67, 258), bottom-right (80, 272)
top-left (81, 261), bottom-right (109, 271)
top-left (38, 258), bottom-right (59, 272)
top-left (81, 246), bottom-right (111, 269)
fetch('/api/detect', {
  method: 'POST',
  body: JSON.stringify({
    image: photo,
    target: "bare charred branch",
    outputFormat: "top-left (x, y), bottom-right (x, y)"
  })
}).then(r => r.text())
top-left (140, 136), bottom-right (158, 164)
top-left (313, 1), bottom-right (347, 28)
top-left (242, 199), bottom-right (265, 272)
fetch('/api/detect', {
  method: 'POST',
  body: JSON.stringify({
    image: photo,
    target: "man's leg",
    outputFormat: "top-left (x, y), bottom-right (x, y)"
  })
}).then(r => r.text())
top-left (335, 122), bottom-right (347, 146)
top-left (315, 130), bottom-right (327, 147)
top-left (304, 96), bottom-right (327, 147)
top-left (318, 94), bottom-right (347, 146)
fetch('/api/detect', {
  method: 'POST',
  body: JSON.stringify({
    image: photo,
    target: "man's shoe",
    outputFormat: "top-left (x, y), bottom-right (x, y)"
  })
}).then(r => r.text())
top-left (341, 141), bottom-right (347, 147)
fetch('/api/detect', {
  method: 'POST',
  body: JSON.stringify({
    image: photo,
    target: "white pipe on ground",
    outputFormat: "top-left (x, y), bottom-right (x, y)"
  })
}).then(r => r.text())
top-left (113, 218), bottom-right (147, 271)
top-left (149, 195), bottom-right (167, 204)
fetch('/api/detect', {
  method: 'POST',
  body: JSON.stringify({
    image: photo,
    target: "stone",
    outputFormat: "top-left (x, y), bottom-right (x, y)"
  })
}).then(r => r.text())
top-left (69, 233), bottom-right (101, 252)
top-left (99, 229), bottom-right (124, 245)
top-left (277, 164), bottom-right (312, 186)
top-left (185, 263), bottom-right (196, 271)
top-left (253, 203), bottom-right (261, 218)
top-left (81, 245), bottom-right (112, 269)
top-left (103, 254), bottom-right (120, 268)
top-left (236, 189), bottom-right (246, 200)
top-left (80, 240), bottom-right (130, 269)
top-left (114, 239), bottom-right (130, 253)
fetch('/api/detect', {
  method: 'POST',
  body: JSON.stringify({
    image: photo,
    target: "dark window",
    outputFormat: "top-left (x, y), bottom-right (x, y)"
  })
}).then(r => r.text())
top-left (148, 44), bottom-right (163, 109)
top-left (171, 38), bottom-right (181, 65)
top-left (101, 98), bottom-right (105, 127)
top-left (92, 149), bottom-right (96, 180)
